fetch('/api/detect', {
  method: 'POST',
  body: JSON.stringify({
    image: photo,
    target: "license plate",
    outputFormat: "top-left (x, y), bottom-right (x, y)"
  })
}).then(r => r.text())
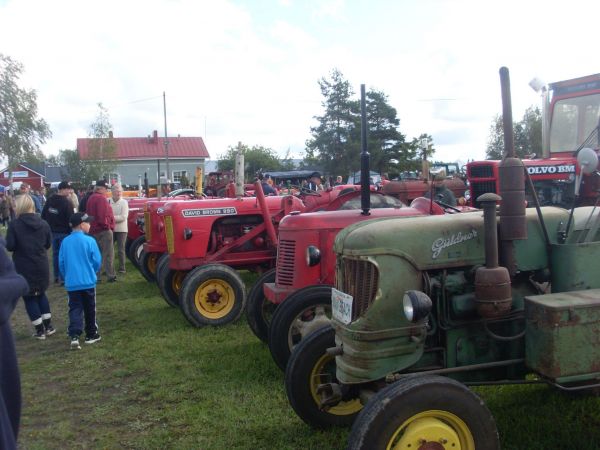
top-left (331, 288), bottom-right (353, 325)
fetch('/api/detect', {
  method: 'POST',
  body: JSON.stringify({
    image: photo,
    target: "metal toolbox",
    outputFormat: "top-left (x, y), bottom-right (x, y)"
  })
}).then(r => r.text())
top-left (525, 289), bottom-right (600, 382)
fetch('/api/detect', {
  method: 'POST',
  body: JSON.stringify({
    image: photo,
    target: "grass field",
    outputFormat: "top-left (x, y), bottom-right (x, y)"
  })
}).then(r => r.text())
top-left (9, 259), bottom-right (600, 449)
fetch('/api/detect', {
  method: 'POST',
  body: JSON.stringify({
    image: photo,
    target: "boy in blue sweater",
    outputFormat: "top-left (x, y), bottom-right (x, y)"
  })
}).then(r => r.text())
top-left (58, 213), bottom-right (102, 350)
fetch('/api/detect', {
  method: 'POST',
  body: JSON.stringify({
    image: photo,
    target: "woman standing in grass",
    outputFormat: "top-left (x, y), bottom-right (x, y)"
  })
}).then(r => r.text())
top-left (5, 194), bottom-right (55, 339)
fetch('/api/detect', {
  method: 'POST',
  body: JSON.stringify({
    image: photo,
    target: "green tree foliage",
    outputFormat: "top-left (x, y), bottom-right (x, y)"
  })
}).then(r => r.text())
top-left (217, 144), bottom-right (287, 181)
top-left (53, 149), bottom-right (91, 187)
top-left (0, 53), bottom-right (51, 183)
top-left (486, 106), bottom-right (542, 159)
top-left (305, 69), bottom-right (358, 176)
top-left (401, 134), bottom-right (436, 172)
top-left (86, 103), bottom-right (118, 181)
top-left (305, 69), bottom-right (418, 178)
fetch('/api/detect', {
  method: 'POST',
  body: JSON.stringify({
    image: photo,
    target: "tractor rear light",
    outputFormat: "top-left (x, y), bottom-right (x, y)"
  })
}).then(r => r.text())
top-left (306, 245), bottom-right (321, 267)
top-left (183, 228), bottom-right (193, 240)
top-left (403, 290), bottom-right (432, 323)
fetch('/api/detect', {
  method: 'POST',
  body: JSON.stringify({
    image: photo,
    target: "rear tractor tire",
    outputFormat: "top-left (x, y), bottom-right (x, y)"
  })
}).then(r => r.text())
top-left (245, 268), bottom-right (277, 343)
top-left (179, 264), bottom-right (246, 327)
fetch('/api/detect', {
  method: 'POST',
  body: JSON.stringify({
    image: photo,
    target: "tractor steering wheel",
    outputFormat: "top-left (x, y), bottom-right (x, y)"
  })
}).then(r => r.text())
top-left (435, 200), bottom-right (461, 213)
top-left (299, 186), bottom-right (320, 196)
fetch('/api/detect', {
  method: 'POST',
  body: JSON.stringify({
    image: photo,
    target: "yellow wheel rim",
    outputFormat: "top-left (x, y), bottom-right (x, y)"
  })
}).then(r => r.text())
top-left (172, 271), bottom-right (186, 295)
top-left (309, 353), bottom-right (362, 416)
top-left (194, 279), bottom-right (235, 319)
top-left (148, 253), bottom-right (158, 274)
top-left (388, 411), bottom-right (474, 450)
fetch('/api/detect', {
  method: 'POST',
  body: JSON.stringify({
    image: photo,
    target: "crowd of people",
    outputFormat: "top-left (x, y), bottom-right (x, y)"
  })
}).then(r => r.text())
top-left (0, 178), bottom-right (130, 446)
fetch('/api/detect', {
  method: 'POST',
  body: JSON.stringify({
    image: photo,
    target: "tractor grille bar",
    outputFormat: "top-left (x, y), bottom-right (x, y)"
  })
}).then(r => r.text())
top-left (276, 240), bottom-right (296, 286)
top-left (471, 181), bottom-right (498, 208)
top-left (164, 216), bottom-right (175, 254)
top-left (144, 212), bottom-right (152, 241)
top-left (338, 257), bottom-right (379, 321)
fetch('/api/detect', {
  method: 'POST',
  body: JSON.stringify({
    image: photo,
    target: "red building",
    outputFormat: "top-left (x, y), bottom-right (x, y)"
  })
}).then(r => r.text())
top-left (0, 163), bottom-right (45, 190)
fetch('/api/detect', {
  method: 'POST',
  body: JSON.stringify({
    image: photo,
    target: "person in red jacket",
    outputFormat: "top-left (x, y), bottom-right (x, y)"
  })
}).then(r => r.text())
top-left (85, 180), bottom-right (116, 282)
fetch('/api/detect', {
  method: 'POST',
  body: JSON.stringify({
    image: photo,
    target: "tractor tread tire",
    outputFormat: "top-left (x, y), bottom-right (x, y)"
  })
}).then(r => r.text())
top-left (347, 374), bottom-right (500, 450)
top-left (179, 264), bottom-right (246, 327)
top-left (127, 235), bottom-right (145, 270)
top-left (268, 285), bottom-right (333, 371)
top-left (245, 268), bottom-right (277, 343)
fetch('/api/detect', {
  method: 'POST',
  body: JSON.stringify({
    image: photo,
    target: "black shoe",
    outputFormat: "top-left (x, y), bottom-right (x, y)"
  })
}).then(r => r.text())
top-left (33, 327), bottom-right (46, 340)
top-left (85, 333), bottom-right (102, 344)
top-left (107, 276), bottom-right (117, 283)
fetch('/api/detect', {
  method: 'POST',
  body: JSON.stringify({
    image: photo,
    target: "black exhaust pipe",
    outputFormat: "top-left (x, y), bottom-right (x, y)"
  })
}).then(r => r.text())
top-left (360, 84), bottom-right (370, 216)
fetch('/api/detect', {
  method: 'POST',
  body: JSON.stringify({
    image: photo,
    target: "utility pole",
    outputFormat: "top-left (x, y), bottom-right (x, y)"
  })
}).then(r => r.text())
top-left (163, 91), bottom-right (170, 184)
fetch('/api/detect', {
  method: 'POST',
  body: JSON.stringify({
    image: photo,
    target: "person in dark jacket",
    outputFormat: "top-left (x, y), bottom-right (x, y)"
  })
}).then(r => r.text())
top-left (0, 236), bottom-right (29, 450)
top-left (6, 194), bottom-right (55, 339)
top-left (41, 181), bottom-right (73, 284)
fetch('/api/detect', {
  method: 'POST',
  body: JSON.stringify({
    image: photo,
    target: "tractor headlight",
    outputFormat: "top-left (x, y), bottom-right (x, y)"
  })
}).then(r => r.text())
top-left (306, 245), bottom-right (321, 267)
top-left (183, 228), bottom-right (193, 240)
top-left (403, 290), bottom-right (432, 322)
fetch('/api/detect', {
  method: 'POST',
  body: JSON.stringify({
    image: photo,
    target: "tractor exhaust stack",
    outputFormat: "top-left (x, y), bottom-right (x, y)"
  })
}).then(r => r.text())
top-left (360, 84), bottom-right (371, 216)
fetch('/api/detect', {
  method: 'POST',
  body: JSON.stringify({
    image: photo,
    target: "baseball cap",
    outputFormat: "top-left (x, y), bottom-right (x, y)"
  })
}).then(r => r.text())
top-left (70, 212), bottom-right (94, 227)
top-left (58, 181), bottom-right (72, 190)
top-left (95, 179), bottom-right (108, 188)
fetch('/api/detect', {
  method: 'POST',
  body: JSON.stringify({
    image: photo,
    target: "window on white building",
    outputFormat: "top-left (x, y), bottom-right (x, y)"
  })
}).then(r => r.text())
top-left (173, 170), bottom-right (188, 184)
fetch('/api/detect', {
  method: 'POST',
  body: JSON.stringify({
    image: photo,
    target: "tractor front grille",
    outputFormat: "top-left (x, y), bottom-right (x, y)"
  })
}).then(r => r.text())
top-left (164, 216), bottom-right (174, 254)
top-left (471, 181), bottom-right (498, 207)
top-left (469, 165), bottom-right (494, 178)
top-left (338, 257), bottom-right (379, 321)
top-left (276, 240), bottom-right (296, 286)
top-left (144, 212), bottom-right (152, 241)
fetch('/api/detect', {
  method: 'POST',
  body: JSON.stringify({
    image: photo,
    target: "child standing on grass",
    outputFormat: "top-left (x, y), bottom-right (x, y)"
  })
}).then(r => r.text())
top-left (58, 212), bottom-right (102, 350)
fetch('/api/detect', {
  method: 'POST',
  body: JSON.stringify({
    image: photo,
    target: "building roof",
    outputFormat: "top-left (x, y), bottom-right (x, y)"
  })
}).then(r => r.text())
top-left (77, 131), bottom-right (209, 160)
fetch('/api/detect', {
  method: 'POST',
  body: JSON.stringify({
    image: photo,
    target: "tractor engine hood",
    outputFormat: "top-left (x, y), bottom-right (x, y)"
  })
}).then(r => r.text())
top-left (332, 207), bottom-right (570, 384)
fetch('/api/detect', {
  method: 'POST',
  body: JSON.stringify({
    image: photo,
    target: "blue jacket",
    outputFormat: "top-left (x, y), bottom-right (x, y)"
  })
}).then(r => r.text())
top-left (58, 231), bottom-right (101, 291)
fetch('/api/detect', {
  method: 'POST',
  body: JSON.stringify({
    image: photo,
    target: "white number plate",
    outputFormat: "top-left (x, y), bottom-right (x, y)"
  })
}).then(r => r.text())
top-left (331, 288), bottom-right (353, 325)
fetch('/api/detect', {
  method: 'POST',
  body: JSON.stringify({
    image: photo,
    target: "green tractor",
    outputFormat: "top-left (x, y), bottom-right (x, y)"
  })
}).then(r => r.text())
top-left (284, 68), bottom-right (600, 449)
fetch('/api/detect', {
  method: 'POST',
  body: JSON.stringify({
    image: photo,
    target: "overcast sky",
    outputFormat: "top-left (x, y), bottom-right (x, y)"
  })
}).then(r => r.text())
top-left (1, 0), bottom-right (599, 166)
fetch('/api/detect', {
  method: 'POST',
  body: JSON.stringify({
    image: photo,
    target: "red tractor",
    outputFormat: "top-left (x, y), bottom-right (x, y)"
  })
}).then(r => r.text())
top-left (156, 182), bottom-right (388, 326)
top-left (467, 72), bottom-right (600, 208)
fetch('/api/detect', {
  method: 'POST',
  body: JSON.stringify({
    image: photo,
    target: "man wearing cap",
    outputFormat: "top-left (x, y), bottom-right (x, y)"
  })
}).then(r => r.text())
top-left (42, 181), bottom-right (73, 284)
top-left (306, 172), bottom-right (323, 192)
top-left (86, 180), bottom-right (116, 282)
top-left (59, 213), bottom-right (102, 350)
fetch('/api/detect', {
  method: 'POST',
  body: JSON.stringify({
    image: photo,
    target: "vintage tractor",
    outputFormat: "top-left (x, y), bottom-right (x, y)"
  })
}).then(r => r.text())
top-left (284, 68), bottom-right (600, 447)
top-left (156, 181), bottom-right (379, 324)
top-left (467, 72), bottom-right (600, 208)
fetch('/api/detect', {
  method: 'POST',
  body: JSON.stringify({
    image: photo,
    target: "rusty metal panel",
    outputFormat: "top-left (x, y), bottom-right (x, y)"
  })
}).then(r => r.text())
top-left (525, 289), bottom-right (600, 380)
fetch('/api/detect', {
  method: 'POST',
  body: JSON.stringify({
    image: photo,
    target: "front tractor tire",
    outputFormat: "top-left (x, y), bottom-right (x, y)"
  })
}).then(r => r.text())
top-left (245, 268), bottom-right (277, 343)
top-left (285, 325), bottom-right (362, 429)
top-left (269, 285), bottom-right (333, 371)
top-left (179, 264), bottom-right (246, 327)
top-left (155, 256), bottom-right (187, 308)
top-left (139, 250), bottom-right (161, 282)
top-left (128, 235), bottom-right (145, 270)
top-left (347, 374), bottom-right (500, 450)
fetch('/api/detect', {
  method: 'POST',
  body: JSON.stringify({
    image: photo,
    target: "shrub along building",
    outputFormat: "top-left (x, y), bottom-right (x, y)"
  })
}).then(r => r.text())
top-left (76, 130), bottom-right (210, 186)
